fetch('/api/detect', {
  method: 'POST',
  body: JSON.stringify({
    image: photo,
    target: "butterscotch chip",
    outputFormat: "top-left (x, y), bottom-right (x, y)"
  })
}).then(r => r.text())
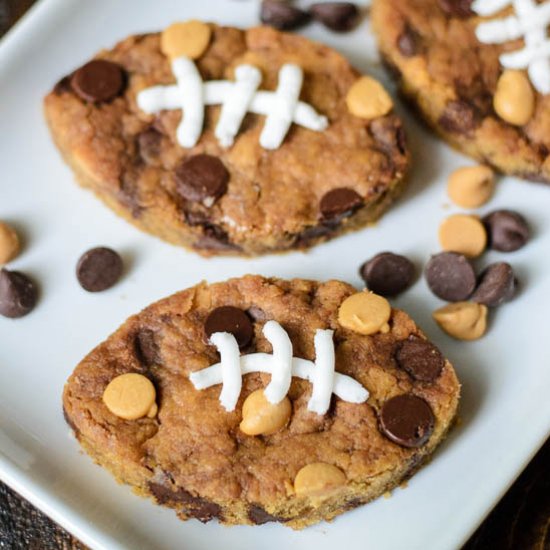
top-left (438, 214), bottom-right (487, 258)
top-left (102, 373), bottom-right (157, 420)
top-left (294, 463), bottom-right (346, 498)
top-left (447, 165), bottom-right (495, 208)
top-left (240, 390), bottom-right (291, 436)
top-left (338, 290), bottom-right (391, 335)
top-left (0, 222), bottom-right (20, 265)
top-left (160, 20), bottom-right (212, 60)
top-left (493, 70), bottom-right (535, 127)
top-left (432, 302), bottom-right (488, 340)
top-left (346, 76), bottom-right (393, 119)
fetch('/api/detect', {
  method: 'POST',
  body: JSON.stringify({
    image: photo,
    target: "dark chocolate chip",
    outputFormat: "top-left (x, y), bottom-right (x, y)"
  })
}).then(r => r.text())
top-left (53, 75), bottom-right (72, 95)
top-left (175, 154), bottom-right (229, 205)
top-left (70, 60), bottom-right (125, 103)
top-left (438, 0), bottom-right (474, 17)
top-left (260, 0), bottom-right (311, 30)
top-left (76, 247), bottom-right (123, 292)
top-left (360, 252), bottom-right (415, 296)
top-left (309, 2), bottom-right (360, 32)
top-left (248, 504), bottom-right (287, 524)
top-left (204, 306), bottom-right (254, 349)
top-left (397, 26), bottom-right (419, 57)
top-left (195, 224), bottom-right (241, 252)
top-left (438, 100), bottom-right (479, 135)
top-left (320, 188), bottom-right (363, 220)
top-left (396, 337), bottom-right (445, 382)
top-left (135, 329), bottom-right (160, 366)
top-left (137, 127), bottom-right (162, 164)
top-left (0, 269), bottom-right (38, 318)
top-left (471, 262), bottom-right (517, 307)
top-left (482, 210), bottom-right (530, 252)
top-left (294, 223), bottom-right (336, 247)
top-left (425, 252), bottom-right (476, 301)
top-left (370, 116), bottom-right (408, 156)
top-left (379, 394), bottom-right (435, 448)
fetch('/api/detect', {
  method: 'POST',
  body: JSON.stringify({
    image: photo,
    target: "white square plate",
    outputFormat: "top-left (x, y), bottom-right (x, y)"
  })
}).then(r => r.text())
top-left (1, 1), bottom-right (549, 549)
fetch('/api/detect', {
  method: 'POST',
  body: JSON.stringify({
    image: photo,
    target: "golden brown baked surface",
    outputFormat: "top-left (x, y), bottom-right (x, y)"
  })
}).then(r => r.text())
top-left (371, 0), bottom-right (550, 183)
top-left (63, 275), bottom-right (460, 528)
top-left (44, 25), bottom-right (410, 256)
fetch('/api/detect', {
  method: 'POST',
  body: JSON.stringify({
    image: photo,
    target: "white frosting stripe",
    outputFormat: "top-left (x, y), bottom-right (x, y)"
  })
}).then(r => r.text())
top-left (263, 320), bottom-right (293, 404)
top-left (307, 330), bottom-right (336, 415)
top-left (137, 85), bottom-right (182, 113)
top-left (209, 332), bottom-right (242, 412)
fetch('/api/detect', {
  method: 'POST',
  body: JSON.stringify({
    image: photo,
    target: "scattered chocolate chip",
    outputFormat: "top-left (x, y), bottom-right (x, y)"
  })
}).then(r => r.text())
top-left (137, 127), bottom-right (162, 164)
top-left (379, 394), bottom-right (435, 448)
top-left (135, 329), bottom-right (160, 366)
top-left (260, 0), bottom-right (311, 30)
top-left (205, 306), bottom-right (254, 349)
top-left (0, 269), bottom-right (38, 319)
top-left (482, 210), bottom-right (530, 252)
top-left (360, 252), bottom-right (415, 296)
top-left (320, 188), bottom-right (363, 221)
top-left (309, 2), bottom-right (360, 32)
top-left (53, 75), bottom-right (72, 95)
top-left (76, 247), bottom-right (123, 292)
top-left (397, 26), bottom-right (419, 57)
top-left (175, 154), bottom-right (229, 205)
top-left (471, 262), bottom-right (517, 307)
top-left (294, 223), bottom-right (336, 247)
top-left (370, 116), bottom-right (408, 156)
top-left (438, 100), bottom-right (479, 135)
top-left (438, 0), bottom-right (474, 17)
top-left (396, 338), bottom-right (445, 382)
top-left (195, 224), bottom-right (241, 252)
top-left (425, 252), bottom-right (476, 301)
top-left (70, 60), bottom-right (125, 103)
top-left (248, 504), bottom-right (287, 524)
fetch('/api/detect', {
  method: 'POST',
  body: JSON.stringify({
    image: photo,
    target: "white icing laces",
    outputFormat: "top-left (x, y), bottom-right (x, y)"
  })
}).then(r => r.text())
top-left (189, 320), bottom-right (369, 415)
top-left (137, 57), bottom-right (329, 150)
top-left (472, 0), bottom-right (550, 93)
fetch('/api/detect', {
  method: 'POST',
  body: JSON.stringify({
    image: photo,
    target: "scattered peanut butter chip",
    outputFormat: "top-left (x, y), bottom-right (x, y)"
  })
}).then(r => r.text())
top-left (103, 373), bottom-right (157, 420)
top-left (239, 390), bottom-right (291, 436)
top-left (338, 290), bottom-right (391, 335)
top-left (0, 222), bottom-right (20, 264)
top-left (160, 20), bottom-right (212, 60)
top-left (447, 165), bottom-right (495, 208)
top-left (438, 214), bottom-right (487, 258)
top-left (294, 463), bottom-right (346, 498)
top-left (493, 70), bottom-right (535, 126)
top-left (346, 76), bottom-right (393, 119)
top-left (432, 302), bottom-right (488, 341)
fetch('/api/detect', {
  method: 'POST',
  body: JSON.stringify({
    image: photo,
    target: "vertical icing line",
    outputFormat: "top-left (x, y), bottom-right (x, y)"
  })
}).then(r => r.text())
top-left (209, 332), bottom-right (242, 412)
top-left (263, 320), bottom-right (293, 404)
top-left (308, 329), bottom-right (336, 415)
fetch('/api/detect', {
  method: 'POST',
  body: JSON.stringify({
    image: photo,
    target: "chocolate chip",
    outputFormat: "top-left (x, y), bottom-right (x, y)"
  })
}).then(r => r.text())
top-left (294, 223), bottom-right (335, 247)
top-left (320, 188), bottom-right (363, 220)
top-left (396, 337), bottom-right (445, 382)
top-left (482, 210), bottom-right (530, 252)
top-left (137, 127), bottom-right (162, 164)
top-left (247, 306), bottom-right (268, 321)
top-left (70, 60), bottom-right (125, 103)
top-left (438, 100), bottom-right (479, 135)
top-left (175, 154), bottom-right (229, 205)
top-left (438, 0), bottom-right (474, 17)
top-left (0, 269), bottom-right (38, 318)
top-left (370, 116), bottom-right (408, 156)
top-left (360, 252), bottom-right (415, 296)
top-left (309, 2), bottom-right (360, 32)
top-left (260, 0), bottom-right (311, 30)
top-left (204, 306), bottom-right (254, 349)
top-left (135, 329), bottom-right (160, 366)
top-left (425, 252), bottom-right (476, 301)
top-left (76, 247), bottom-right (123, 292)
top-left (53, 75), bottom-right (72, 95)
top-left (397, 26), bottom-right (419, 57)
top-left (248, 504), bottom-right (287, 524)
top-left (471, 262), bottom-right (517, 307)
top-left (379, 394), bottom-right (435, 448)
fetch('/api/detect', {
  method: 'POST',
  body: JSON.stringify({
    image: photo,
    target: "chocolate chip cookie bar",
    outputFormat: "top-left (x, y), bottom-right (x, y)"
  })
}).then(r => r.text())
top-left (44, 22), bottom-right (409, 256)
top-left (371, 0), bottom-right (550, 183)
top-left (63, 275), bottom-right (460, 528)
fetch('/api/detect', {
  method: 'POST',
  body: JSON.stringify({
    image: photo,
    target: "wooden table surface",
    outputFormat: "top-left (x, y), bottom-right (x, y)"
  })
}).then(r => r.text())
top-left (1, 1), bottom-right (549, 548)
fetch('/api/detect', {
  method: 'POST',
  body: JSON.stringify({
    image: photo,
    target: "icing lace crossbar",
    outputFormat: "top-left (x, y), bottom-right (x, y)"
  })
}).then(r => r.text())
top-left (137, 57), bottom-right (329, 149)
top-left (472, 0), bottom-right (550, 93)
top-left (189, 320), bottom-right (369, 415)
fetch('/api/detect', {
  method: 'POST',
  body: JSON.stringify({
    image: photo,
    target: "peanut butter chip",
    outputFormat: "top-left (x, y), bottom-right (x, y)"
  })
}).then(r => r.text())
top-left (0, 222), bottom-right (20, 264)
top-left (160, 20), bottom-right (212, 60)
top-left (338, 291), bottom-right (391, 335)
top-left (433, 302), bottom-right (488, 341)
top-left (103, 373), bottom-right (157, 420)
top-left (294, 463), bottom-right (346, 498)
top-left (239, 390), bottom-right (291, 436)
top-left (438, 214), bottom-right (487, 258)
top-left (346, 76), bottom-right (393, 119)
top-left (494, 70), bottom-right (535, 126)
top-left (447, 165), bottom-right (495, 208)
